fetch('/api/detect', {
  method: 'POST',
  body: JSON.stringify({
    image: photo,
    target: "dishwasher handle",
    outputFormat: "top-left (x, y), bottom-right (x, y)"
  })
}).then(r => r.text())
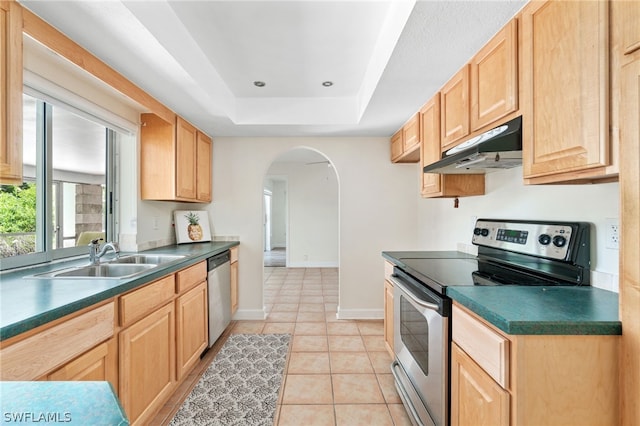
top-left (208, 251), bottom-right (230, 270)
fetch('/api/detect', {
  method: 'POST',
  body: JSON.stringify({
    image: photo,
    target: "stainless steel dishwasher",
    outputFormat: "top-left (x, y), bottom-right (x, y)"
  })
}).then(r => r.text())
top-left (207, 251), bottom-right (231, 347)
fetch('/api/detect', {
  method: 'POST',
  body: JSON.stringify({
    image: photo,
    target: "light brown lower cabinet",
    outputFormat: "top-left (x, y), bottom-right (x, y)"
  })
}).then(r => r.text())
top-left (452, 303), bottom-right (619, 426)
top-left (119, 302), bottom-right (176, 426)
top-left (0, 257), bottom-right (222, 424)
top-left (47, 337), bottom-right (118, 392)
top-left (176, 281), bottom-right (208, 381)
top-left (451, 342), bottom-right (509, 426)
top-left (383, 261), bottom-right (394, 357)
top-left (0, 301), bottom-right (115, 381)
top-left (383, 279), bottom-right (394, 356)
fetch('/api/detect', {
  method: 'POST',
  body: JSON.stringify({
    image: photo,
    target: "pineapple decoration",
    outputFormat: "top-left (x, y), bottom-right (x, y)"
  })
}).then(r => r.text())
top-left (185, 212), bottom-right (203, 241)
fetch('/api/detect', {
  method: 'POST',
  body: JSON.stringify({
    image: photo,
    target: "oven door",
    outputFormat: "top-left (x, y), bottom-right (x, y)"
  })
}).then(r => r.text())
top-left (391, 269), bottom-right (449, 426)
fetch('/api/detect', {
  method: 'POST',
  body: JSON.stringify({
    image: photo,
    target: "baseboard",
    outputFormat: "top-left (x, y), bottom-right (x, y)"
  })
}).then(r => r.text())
top-left (287, 260), bottom-right (339, 268)
top-left (232, 309), bottom-right (267, 321)
top-left (336, 307), bottom-right (384, 320)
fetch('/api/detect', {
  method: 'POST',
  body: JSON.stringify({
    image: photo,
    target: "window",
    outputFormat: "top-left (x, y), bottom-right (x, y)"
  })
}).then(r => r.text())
top-left (0, 91), bottom-right (116, 268)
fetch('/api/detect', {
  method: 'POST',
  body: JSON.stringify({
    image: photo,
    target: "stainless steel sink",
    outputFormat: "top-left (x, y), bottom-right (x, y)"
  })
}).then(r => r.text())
top-left (110, 254), bottom-right (185, 264)
top-left (34, 263), bottom-right (157, 279)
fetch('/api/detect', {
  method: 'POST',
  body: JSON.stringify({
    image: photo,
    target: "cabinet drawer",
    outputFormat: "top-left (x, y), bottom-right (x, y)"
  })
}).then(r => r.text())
top-left (176, 261), bottom-right (206, 293)
top-left (0, 302), bottom-right (115, 380)
top-left (230, 247), bottom-right (238, 263)
top-left (452, 304), bottom-right (509, 388)
top-left (120, 275), bottom-right (175, 327)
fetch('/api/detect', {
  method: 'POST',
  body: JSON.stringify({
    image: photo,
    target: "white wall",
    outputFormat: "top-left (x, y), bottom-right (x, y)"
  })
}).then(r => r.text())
top-left (210, 137), bottom-right (419, 319)
top-left (118, 135), bottom-right (620, 321)
top-left (267, 161), bottom-right (339, 267)
top-left (416, 166), bottom-right (620, 292)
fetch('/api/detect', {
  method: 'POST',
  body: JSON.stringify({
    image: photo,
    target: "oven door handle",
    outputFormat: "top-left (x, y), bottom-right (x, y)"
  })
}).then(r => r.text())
top-left (390, 276), bottom-right (440, 311)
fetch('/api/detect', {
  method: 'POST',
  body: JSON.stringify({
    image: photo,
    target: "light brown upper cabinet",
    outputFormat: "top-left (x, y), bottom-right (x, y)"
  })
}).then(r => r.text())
top-left (390, 112), bottom-right (420, 163)
top-left (521, 0), bottom-right (614, 184)
top-left (196, 132), bottom-right (212, 202)
top-left (441, 65), bottom-right (470, 151)
top-left (420, 93), bottom-right (484, 198)
top-left (470, 19), bottom-right (518, 132)
top-left (140, 113), bottom-right (213, 202)
top-left (0, 1), bottom-right (22, 185)
top-left (176, 117), bottom-right (197, 200)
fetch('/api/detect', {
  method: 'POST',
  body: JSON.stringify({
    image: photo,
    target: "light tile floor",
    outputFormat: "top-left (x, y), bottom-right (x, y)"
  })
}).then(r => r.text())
top-left (153, 267), bottom-right (412, 426)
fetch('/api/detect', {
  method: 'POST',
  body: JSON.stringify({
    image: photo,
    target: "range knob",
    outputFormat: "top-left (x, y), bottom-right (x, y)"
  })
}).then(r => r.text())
top-left (480, 228), bottom-right (490, 237)
top-left (538, 234), bottom-right (551, 245)
top-left (473, 227), bottom-right (482, 236)
top-left (552, 235), bottom-right (567, 247)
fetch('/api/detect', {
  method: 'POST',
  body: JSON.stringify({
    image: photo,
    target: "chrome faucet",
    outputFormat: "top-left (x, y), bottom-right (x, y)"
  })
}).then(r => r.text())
top-left (88, 239), bottom-right (120, 265)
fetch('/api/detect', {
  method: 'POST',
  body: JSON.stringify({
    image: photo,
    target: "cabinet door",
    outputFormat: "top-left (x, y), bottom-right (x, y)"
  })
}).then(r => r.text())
top-left (140, 113), bottom-right (177, 200)
top-left (441, 65), bottom-right (470, 150)
top-left (176, 117), bottom-right (197, 200)
top-left (196, 132), bottom-right (212, 202)
top-left (420, 94), bottom-right (443, 196)
top-left (620, 58), bottom-right (640, 426)
top-left (383, 279), bottom-right (394, 356)
top-left (471, 19), bottom-right (518, 131)
top-left (176, 281), bottom-right (208, 381)
top-left (0, 1), bottom-right (22, 185)
top-left (421, 94), bottom-right (485, 198)
top-left (231, 260), bottom-right (238, 315)
top-left (119, 302), bottom-right (175, 425)
top-left (403, 113), bottom-right (420, 154)
top-left (48, 337), bottom-right (118, 393)
top-left (451, 343), bottom-right (509, 426)
top-left (390, 129), bottom-right (403, 162)
top-left (522, 0), bottom-right (609, 180)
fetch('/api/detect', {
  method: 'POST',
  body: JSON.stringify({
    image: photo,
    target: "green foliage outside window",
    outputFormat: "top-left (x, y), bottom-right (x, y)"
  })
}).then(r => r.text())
top-left (0, 183), bottom-right (37, 257)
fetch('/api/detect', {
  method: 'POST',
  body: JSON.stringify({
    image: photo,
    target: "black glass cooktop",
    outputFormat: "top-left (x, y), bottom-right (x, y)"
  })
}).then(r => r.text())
top-left (396, 256), bottom-right (568, 295)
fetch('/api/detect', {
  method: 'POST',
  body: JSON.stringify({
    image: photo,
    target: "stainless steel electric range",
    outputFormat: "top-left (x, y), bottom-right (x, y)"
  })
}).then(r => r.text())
top-left (384, 218), bottom-right (591, 426)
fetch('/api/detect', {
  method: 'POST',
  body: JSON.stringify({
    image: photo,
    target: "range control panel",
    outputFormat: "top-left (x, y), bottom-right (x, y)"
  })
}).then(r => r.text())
top-left (472, 219), bottom-right (579, 260)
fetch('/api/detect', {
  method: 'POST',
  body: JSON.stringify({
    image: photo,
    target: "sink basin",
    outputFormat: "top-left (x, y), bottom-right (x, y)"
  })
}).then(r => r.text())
top-left (110, 254), bottom-right (185, 264)
top-left (34, 263), bottom-right (157, 279)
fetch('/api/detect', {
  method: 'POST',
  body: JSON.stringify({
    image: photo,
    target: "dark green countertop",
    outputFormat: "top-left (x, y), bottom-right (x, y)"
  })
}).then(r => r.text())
top-left (383, 250), bottom-right (621, 336)
top-left (0, 381), bottom-right (128, 425)
top-left (448, 286), bottom-right (621, 335)
top-left (0, 241), bottom-right (239, 341)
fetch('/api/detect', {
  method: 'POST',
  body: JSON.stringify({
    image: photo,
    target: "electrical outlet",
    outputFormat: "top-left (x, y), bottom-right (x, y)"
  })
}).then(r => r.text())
top-left (605, 218), bottom-right (619, 250)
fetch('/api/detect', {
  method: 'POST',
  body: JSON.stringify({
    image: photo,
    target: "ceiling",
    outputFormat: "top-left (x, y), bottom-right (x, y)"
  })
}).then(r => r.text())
top-left (19, 0), bottom-right (527, 139)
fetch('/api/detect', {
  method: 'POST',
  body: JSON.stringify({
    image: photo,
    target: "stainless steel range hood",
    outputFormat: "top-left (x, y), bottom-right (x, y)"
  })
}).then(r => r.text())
top-left (423, 115), bottom-right (522, 174)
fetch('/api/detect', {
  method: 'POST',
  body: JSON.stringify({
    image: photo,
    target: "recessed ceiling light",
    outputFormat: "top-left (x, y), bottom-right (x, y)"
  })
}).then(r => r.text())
top-left (322, 81), bottom-right (333, 87)
top-left (254, 81), bottom-right (266, 87)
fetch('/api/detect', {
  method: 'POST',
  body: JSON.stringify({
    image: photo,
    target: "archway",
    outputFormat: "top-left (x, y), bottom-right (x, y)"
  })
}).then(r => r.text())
top-left (262, 147), bottom-right (339, 320)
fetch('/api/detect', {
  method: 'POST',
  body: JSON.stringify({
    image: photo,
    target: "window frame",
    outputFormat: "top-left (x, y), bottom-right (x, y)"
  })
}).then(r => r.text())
top-left (0, 91), bottom-right (116, 270)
